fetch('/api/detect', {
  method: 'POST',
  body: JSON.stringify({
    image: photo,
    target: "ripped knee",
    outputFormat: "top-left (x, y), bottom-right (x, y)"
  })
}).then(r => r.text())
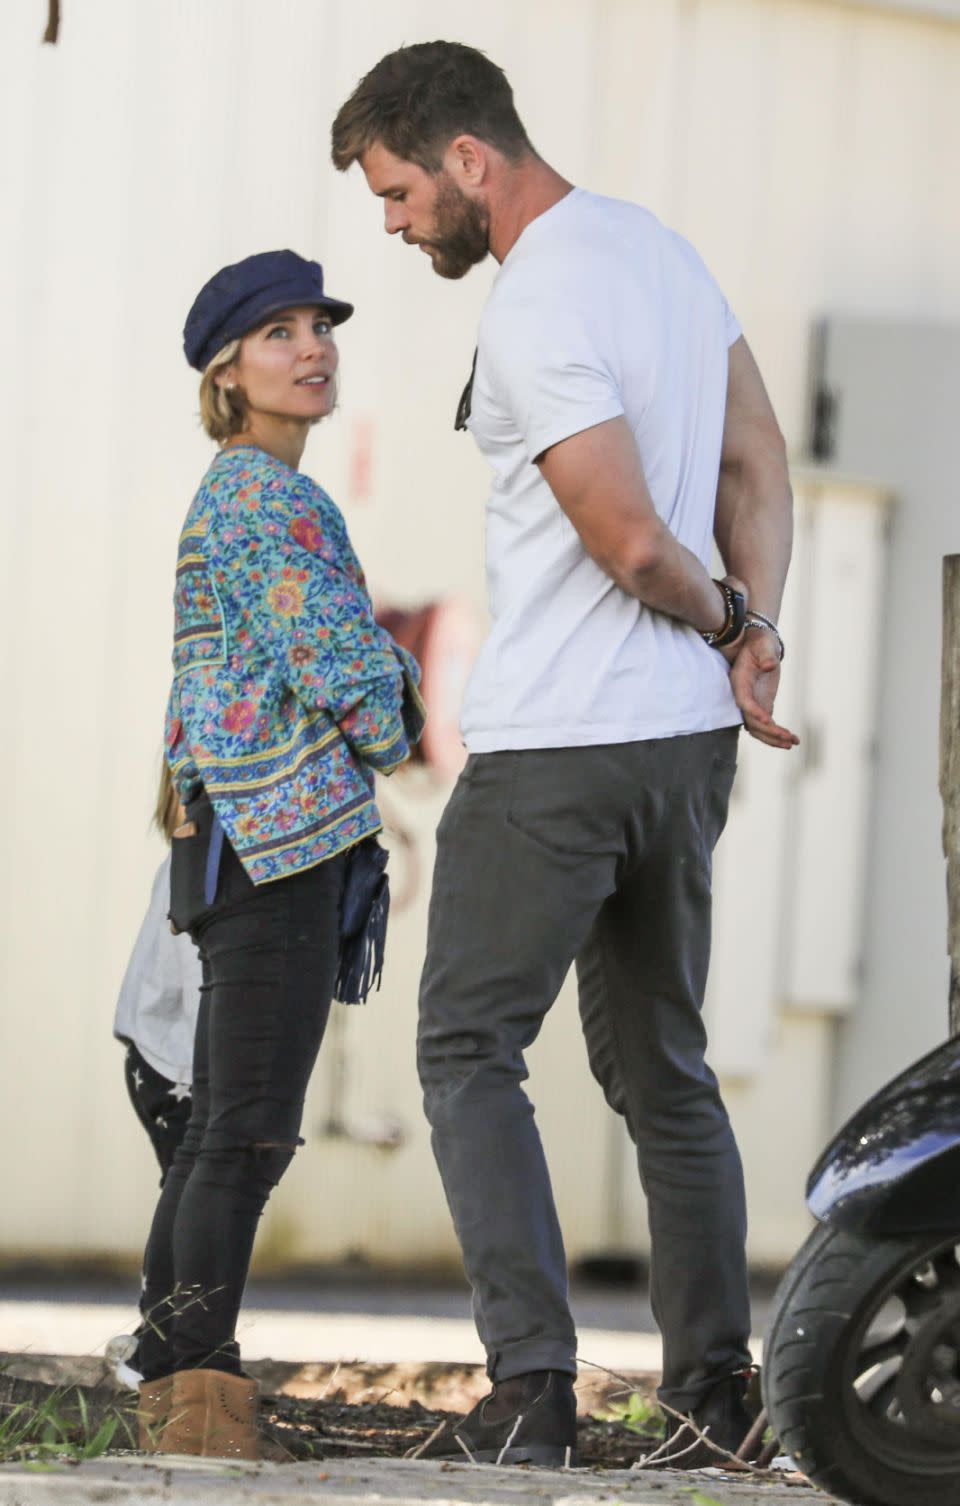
top-left (249, 1140), bottom-right (298, 1187)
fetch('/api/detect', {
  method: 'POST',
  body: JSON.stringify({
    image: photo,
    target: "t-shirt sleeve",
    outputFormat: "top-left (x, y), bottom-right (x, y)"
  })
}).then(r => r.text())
top-left (479, 294), bottom-right (625, 465)
top-left (723, 296), bottom-right (742, 348)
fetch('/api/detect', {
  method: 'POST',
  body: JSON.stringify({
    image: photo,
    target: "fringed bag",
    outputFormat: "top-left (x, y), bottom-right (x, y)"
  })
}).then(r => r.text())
top-left (335, 839), bottom-right (390, 1005)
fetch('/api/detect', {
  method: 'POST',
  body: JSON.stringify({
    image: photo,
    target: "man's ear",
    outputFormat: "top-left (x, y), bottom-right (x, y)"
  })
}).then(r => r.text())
top-left (446, 134), bottom-right (488, 188)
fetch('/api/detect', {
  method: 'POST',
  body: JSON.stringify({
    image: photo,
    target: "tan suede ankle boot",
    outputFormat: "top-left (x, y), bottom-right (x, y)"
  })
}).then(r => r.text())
top-left (137, 1375), bottom-right (175, 1452)
top-left (157, 1368), bottom-right (259, 1460)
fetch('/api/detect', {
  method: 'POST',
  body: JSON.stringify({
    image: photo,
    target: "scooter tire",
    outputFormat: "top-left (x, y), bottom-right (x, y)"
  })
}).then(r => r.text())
top-left (764, 1220), bottom-right (960, 1506)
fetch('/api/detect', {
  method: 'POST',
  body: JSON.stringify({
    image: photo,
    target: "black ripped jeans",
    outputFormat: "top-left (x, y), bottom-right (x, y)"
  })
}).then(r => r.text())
top-left (138, 790), bottom-right (346, 1381)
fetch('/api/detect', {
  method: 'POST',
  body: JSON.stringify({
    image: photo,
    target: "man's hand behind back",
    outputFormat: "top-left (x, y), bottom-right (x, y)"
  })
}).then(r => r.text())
top-left (713, 338), bottom-right (798, 751)
top-left (729, 630), bottom-right (799, 750)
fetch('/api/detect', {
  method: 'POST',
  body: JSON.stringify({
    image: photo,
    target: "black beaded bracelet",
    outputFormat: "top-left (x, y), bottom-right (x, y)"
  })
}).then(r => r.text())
top-left (700, 581), bottom-right (747, 649)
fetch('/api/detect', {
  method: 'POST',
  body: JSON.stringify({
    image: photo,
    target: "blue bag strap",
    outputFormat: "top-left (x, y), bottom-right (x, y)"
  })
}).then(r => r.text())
top-left (204, 813), bottom-right (225, 906)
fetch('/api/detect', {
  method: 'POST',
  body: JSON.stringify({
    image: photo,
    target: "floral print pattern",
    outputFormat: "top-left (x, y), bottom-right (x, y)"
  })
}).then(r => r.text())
top-left (165, 446), bottom-right (425, 884)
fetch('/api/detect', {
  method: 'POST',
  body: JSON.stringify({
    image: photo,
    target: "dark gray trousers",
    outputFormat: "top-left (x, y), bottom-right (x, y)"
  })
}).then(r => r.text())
top-left (416, 729), bottom-right (751, 1410)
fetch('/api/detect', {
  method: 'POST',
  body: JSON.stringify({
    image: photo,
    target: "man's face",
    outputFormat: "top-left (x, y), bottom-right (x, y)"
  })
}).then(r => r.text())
top-left (359, 142), bottom-right (490, 280)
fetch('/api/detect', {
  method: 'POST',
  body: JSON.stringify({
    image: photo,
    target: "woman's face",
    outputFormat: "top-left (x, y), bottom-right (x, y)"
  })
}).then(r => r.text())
top-left (220, 305), bottom-right (340, 424)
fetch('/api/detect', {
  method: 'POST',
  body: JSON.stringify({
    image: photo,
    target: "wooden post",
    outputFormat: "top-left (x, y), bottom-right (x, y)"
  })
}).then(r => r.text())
top-left (940, 556), bottom-right (960, 1035)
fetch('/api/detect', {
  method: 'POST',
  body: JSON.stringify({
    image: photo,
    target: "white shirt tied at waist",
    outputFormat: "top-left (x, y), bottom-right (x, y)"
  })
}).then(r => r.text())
top-left (113, 853), bottom-right (202, 1085)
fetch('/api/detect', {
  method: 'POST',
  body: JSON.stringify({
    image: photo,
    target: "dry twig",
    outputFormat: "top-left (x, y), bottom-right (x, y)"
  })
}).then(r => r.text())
top-left (637, 1424), bottom-right (714, 1469)
top-left (755, 1436), bottom-right (783, 1470)
top-left (317, 1362), bottom-right (342, 1401)
top-left (315, 1436), bottom-right (378, 1452)
top-left (454, 1432), bottom-right (477, 1463)
top-left (404, 1420), bottom-right (446, 1460)
top-left (734, 1405), bottom-right (769, 1462)
top-left (578, 1356), bottom-right (790, 1480)
top-left (370, 1387), bottom-right (399, 1408)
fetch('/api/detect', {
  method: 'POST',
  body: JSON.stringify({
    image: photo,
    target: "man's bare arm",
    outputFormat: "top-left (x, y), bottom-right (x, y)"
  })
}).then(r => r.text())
top-left (715, 337), bottom-right (798, 749)
top-left (715, 337), bottom-right (792, 623)
top-left (537, 416), bottom-right (728, 634)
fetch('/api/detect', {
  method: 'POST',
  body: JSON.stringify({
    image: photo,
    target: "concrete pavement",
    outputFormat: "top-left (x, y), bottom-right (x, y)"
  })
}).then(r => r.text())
top-left (0, 1453), bottom-right (830, 1506)
top-left (0, 1274), bottom-right (773, 1375)
top-left (0, 1282), bottom-right (801, 1505)
top-left (0, 1299), bottom-right (671, 1374)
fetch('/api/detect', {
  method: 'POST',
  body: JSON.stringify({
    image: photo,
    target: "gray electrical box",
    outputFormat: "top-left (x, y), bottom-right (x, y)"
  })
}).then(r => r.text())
top-left (810, 316), bottom-right (960, 1125)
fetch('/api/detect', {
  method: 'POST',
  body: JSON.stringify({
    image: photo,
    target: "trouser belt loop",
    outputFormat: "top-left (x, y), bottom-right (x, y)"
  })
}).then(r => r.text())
top-left (204, 813), bottom-right (225, 906)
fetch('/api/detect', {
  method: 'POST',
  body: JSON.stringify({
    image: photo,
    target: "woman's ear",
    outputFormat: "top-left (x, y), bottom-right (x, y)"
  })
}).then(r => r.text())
top-left (215, 365), bottom-right (239, 393)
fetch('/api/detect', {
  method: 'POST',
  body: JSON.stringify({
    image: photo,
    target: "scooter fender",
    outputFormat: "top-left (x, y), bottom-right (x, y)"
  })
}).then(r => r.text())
top-left (806, 1035), bottom-right (960, 1236)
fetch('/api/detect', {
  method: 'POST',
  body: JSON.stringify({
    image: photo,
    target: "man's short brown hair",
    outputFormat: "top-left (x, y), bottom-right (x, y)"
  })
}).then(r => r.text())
top-left (331, 40), bottom-right (534, 174)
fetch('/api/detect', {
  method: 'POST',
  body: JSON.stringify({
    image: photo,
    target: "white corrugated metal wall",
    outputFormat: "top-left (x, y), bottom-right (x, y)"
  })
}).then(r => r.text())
top-left (1, 0), bottom-right (959, 1266)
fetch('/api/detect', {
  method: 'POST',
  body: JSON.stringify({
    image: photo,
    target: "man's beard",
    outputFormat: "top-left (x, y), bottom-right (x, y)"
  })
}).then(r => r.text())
top-left (420, 174), bottom-right (490, 280)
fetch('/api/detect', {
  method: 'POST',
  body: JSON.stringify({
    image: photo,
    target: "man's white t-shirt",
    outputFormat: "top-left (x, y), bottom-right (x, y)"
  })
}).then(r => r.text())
top-left (460, 187), bottom-right (742, 753)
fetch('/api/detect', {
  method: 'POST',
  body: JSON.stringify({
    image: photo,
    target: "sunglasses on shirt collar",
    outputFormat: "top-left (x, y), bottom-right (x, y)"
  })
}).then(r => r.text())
top-left (454, 348), bottom-right (477, 431)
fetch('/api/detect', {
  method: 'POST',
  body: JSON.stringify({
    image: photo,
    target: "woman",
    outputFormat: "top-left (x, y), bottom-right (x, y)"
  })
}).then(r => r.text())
top-left (137, 250), bottom-right (424, 1460)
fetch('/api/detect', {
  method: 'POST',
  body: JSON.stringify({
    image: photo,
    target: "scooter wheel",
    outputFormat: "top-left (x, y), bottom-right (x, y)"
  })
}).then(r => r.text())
top-left (764, 1221), bottom-right (960, 1506)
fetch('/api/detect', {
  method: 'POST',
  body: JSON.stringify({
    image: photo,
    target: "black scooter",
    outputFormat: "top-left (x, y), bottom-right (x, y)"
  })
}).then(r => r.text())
top-left (763, 1035), bottom-right (960, 1506)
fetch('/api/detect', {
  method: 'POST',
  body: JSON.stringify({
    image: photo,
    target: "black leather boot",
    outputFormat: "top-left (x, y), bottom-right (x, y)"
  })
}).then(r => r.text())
top-left (419, 1369), bottom-right (578, 1466)
top-left (652, 1369), bottom-right (758, 1468)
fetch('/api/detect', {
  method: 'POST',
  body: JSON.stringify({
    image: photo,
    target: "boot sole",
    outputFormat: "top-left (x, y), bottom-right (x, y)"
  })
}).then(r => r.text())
top-left (467, 1444), bottom-right (579, 1467)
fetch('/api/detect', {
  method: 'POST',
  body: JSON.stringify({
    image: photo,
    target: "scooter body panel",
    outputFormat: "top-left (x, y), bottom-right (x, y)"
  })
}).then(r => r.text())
top-left (807, 1035), bottom-right (960, 1235)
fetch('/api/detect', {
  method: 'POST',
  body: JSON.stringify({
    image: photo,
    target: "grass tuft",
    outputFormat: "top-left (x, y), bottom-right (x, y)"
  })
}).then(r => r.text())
top-left (596, 1389), bottom-right (665, 1438)
top-left (0, 1380), bottom-right (135, 1465)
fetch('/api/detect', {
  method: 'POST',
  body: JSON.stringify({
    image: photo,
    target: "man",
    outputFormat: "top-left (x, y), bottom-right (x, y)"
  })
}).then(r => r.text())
top-left (332, 41), bottom-right (796, 1468)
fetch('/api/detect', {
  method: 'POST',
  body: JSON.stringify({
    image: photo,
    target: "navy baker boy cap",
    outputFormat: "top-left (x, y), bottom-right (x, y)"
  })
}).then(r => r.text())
top-left (183, 249), bottom-right (354, 371)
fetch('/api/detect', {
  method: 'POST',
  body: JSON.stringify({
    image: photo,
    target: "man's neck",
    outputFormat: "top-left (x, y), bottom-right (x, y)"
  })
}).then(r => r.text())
top-left (488, 160), bottom-right (575, 264)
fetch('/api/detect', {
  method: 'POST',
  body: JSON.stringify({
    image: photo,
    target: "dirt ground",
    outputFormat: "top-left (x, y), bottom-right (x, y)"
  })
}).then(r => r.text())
top-left (262, 1390), bottom-right (666, 1465)
top-left (0, 1365), bottom-right (813, 1491)
top-left (0, 1370), bottom-right (664, 1465)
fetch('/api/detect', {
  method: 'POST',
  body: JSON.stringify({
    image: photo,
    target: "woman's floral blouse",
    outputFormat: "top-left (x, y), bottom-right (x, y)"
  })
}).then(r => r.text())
top-left (165, 446), bottom-right (425, 884)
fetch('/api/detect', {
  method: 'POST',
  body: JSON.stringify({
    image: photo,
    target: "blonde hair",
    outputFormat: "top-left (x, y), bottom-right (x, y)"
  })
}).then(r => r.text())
top-left (154, 760), bottom-right (186, 843)
top-left (199, 338), bottom-right (246, 442)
